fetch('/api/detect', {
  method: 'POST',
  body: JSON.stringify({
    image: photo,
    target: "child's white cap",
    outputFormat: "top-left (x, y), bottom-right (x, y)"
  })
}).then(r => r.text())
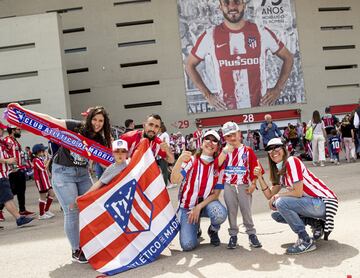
top-left (222, 121), bottom-right (240, 136)
top-left (112, 139), bottom-right (128, 151)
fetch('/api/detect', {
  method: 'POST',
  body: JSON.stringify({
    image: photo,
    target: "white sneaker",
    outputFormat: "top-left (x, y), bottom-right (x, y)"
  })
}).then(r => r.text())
top-left (167, 184), bottom-right (177, 189)
top-left (312, 161), bottom-right (318, 167)
top-left (320, 162), bottom-right (325, 167)
top-left (39, 213), bottom-right (52, 220)
top-left (45, 211), bottom-right (55, 218)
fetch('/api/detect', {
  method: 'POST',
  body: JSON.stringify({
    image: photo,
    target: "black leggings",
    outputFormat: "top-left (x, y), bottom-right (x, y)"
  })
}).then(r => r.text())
top-left (157, 159), bottom-right (169, 186)
top-left (0, 170), bottom-right (27, 212)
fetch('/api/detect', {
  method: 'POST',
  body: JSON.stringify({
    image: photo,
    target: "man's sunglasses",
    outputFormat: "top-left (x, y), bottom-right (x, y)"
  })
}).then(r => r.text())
top-left (203, 136), bottom-right (219, 145)
top-left (267, 146), bottom-right (283, 154)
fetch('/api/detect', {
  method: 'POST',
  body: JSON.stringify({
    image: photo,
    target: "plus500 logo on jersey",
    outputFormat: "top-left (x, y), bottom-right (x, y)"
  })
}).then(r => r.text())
top-left (218, 57), bottom-right (259, 67)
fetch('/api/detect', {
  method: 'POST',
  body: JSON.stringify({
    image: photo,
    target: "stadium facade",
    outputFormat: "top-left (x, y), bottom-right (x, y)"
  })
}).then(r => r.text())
top-left (0, 0), bottom-right (359, 146)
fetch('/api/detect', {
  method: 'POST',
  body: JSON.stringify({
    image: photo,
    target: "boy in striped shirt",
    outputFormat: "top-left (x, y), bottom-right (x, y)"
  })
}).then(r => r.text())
top-left (32, 144), bottom-right (55, 220)
top-left (219, 121), bottom-right (263, 249)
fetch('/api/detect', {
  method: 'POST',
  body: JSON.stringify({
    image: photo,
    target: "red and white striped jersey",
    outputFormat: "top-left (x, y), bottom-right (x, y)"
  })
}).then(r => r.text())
top-left (4, 136), bottom-right (25, 170)
top-left (193, 129), bottom-right (203, 149)
top-left (121, 130), bottom-right (167, 159)
top-left (33, 157), bottom-right (52, 191)
top-left (0, 145), bottom-right (10, 179)
top-left (179, 156), bottom-right (223, 209)
top-left (191, 21), bottom-right (284, 109)
top-left (222, 145), bottom-right (260, 185)
top-left (283, 156), bottom-right (337, 199)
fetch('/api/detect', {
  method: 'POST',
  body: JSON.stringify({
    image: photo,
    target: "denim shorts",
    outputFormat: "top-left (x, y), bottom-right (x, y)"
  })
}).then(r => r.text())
top-left (0, 178), bottom-right (14, 204)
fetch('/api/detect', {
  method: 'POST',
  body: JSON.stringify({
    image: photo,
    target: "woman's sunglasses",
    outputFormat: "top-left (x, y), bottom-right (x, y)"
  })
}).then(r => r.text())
top-left (267, 146), bottom-right (283, 154)
top-left (113, 149), bottom-right (128, 154)
top-left (203, 136), bottom-right (219, 145)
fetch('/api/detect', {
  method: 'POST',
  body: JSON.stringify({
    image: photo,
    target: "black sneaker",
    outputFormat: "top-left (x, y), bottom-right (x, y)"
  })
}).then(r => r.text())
top-left (16, 216), bottom-right (34, 227)
top-left (311, 220), bottom-right (324, 240)
top-left (72, 249), bottom-right (88, 264)
top-left (197, 227), bottom-right (202, 239)
top-left (0, 226), bottom-right (4, 231)
top-left (227, 236), bottom-right (237, 249)
top-left (207, 226), bottom-right (220, 246)
top-left (249, 234), bottom-right (262, 248)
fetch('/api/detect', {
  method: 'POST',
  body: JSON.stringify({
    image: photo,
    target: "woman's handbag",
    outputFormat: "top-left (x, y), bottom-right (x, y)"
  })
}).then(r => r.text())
top-left (305, 123), bottom-right (317, 141)
top-left (305, 126), bottom-right (313, 141)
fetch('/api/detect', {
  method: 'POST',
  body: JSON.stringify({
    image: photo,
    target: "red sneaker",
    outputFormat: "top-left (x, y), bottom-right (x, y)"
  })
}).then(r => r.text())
top-left (0, 211), bottom-right (4, 222)
top-left (19, 210), bottom-right (36, 216)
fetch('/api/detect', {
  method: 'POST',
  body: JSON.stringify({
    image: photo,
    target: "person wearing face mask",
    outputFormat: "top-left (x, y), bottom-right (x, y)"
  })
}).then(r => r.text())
top-left (218, 121), bottom-right (263, 249)
top-left (253, 138), bottom-right (338, 255)
top-left (171, 130), bottom-right (227, 251)
top-left (0, 125), bottom-right (35, 219)
top-left (121, 114), bottom-right (174, 164)
top-left (9, 103), bottom-right (112, 263)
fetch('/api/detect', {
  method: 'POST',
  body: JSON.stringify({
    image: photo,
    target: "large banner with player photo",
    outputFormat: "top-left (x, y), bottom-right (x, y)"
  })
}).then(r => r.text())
top-left (177, 0), bottom-right (306, 114)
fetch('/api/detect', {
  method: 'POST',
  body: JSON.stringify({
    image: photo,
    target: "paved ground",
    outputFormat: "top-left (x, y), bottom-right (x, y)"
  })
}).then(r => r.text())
top-left (1, 155), bottom-right (359, 278)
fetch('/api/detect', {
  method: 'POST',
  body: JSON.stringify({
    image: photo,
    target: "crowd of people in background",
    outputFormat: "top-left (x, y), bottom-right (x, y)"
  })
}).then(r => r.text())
top-left (159, 108), bottom-right (360, 182)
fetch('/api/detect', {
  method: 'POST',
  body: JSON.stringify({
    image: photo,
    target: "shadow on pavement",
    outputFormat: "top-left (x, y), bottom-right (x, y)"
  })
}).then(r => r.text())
top-left (49, 243), bottom-right (289, 278)
top-left (48, 239), bottom-right (358, 278)
top-left (283, 239), bottom-right (359, 269)
top-left (49, 262), bottom-right (94, 278)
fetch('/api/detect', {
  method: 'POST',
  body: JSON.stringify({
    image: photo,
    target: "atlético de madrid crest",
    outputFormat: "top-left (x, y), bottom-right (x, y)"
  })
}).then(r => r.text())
top-left (104, 179), bottom-right (154, 234)
top-left (247, 36), bottom-right (257, 49)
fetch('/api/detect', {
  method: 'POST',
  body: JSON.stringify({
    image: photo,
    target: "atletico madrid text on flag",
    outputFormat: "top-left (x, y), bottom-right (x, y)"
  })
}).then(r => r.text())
top-left (78, 140), bottom-right (180, 275)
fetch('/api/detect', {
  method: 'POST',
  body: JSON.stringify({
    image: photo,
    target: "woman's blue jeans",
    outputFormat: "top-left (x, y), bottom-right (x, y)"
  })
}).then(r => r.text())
top-left (52, 163), bottom-right (92, 251)
top-left (178, 200), bottom-right (227, 251)
top-left (272, 196), bottom-right (326, 238)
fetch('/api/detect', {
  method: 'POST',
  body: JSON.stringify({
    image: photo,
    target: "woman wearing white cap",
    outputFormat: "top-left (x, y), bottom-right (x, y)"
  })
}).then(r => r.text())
top-left (171, 130), bottom-right (227, 251)
top-left (254, 138), bottom-right (338, 254)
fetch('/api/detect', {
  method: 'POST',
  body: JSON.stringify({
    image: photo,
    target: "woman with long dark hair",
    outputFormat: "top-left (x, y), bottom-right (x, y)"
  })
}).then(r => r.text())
top-left (253, 138), bottom-right (338, 255)
top-left (308, 110), bottom-right (327, 166)
top-left (10, 104), bottom-right (111, 263)
top-left (171, 130), bottom-right (227, 251)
